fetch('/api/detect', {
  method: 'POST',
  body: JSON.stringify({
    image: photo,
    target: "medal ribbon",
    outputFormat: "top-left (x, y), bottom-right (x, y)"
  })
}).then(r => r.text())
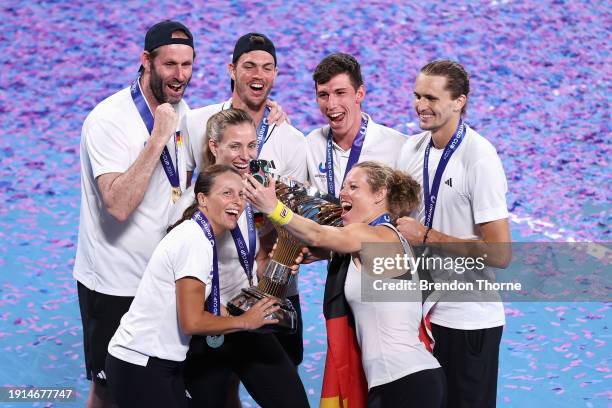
top-left (256, 107), bottom-right (271, 158)
top-left (130, 78), bottom-right (180, 190)
top-left (325, 115), bottom-right (368, 196)
top-left (230, 203), bottom-right (257, 286)
top-left (192, 210), bottom-right (220, 316)
top-left (423, 120), bottom-right (466, 228)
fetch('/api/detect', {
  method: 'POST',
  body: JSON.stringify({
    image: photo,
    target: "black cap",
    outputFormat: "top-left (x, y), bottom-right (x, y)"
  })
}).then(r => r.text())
top-left (232, 33), bottom-right (277, 65)
top-left (144, 20), bottom-right (194, 53)
top-left (230, 33), bottom-right (276, 91)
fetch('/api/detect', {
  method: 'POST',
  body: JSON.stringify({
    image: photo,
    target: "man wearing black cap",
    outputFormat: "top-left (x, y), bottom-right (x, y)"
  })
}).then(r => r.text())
top-left (73, 20), bottom-right (194, 407)
top-left (182, 32), bottom-right (307, 183)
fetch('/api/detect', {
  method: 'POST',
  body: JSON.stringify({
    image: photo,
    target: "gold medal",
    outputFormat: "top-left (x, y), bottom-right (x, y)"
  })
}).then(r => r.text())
top-left (171, 187), bottom-right (182, 204)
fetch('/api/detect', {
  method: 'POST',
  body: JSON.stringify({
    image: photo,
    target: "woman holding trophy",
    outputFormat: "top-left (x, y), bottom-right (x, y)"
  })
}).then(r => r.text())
top-left (169, 108), bottom-right (308, 408)
top-left (105, 165), bottom-right (280, 407)
top-left (244, 161), bottom-right (447, 408)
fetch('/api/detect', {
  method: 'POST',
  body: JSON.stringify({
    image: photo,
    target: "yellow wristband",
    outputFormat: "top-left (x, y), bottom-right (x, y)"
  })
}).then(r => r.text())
top-left (268, 200), bottom-right (294, 226)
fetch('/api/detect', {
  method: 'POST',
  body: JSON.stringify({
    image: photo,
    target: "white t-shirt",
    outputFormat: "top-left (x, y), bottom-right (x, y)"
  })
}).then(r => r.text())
top-left (344, 230), bottom-right (440, 389)
top-left (168, 187), bottom-right (259, 305)
top-left (181, 98), bottom-right (306, 296)
top-left (182, 99), bottom-right (308, 183)
top-left (305, 113), bottom-right (407, 197)
top-left (108, 219), bottom-right (213, 365)
top-left (73, 84), bottom-right (189, 296)
top-left (396, 125), bottom-right (509, 330)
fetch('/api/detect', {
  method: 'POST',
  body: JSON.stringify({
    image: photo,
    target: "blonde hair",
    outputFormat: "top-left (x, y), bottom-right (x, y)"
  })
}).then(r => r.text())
top-left (202, 108), bottom-right (256, 167)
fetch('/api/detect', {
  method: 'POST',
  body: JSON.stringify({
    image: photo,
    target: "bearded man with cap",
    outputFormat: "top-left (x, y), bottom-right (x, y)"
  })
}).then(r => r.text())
top-left (178, 33), bottom-right (307, 371)
top-left (73, 20), bottom-right (194, 408)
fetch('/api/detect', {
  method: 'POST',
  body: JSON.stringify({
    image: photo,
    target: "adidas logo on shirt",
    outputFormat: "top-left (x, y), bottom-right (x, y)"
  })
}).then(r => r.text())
top-left (96, 370), bottom-right (106, 380)
top-left (444, 178), bottom-right (453, 188)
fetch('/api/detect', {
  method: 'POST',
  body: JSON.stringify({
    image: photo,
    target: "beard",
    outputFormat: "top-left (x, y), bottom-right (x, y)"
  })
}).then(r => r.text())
top-left (148, 63), bottom-right (191, 105)
top-left (235, 81), bottom-right (271, 112)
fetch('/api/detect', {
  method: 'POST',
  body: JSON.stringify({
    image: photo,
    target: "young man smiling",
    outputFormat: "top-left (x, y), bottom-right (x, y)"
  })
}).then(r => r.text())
top-left (182, 33), bottom-right (307, 183)
top-left (305, 53), bottom-right (406, 198)
top-left (396, 60), bottom-right (511, 407)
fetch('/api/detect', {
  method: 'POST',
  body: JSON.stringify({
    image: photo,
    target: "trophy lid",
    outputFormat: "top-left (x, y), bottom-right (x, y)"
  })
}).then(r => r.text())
top-left (275, 176), bottom-right (343, 227)
top-left (275, 176), bottom-right (340, 205)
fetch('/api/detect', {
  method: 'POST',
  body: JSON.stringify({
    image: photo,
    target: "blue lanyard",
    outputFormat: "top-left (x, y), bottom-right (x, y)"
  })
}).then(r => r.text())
top-left (192, 211), bottom-right (220, 316)
top-left (130, 78), bottom-right (180, 189)
top-left (369, 212), bottom-right (392, 226)
top-left (423, 120), bottom-right (466, 228)
top-left (256, 107), bottom-right (271, 158)
top-left (325, 115), bottom-right (368, 197)
top-left (230, 204), bottom-right (257, 286)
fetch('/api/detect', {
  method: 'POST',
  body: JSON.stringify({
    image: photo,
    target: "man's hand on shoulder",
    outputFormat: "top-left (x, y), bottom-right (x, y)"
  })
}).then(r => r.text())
top-left (266, 99), bottom-right (290, 126)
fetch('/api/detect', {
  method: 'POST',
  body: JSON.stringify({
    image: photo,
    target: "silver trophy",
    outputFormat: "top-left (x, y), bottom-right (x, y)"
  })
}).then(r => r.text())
top-left (227, 177), bottom-right (343, 333)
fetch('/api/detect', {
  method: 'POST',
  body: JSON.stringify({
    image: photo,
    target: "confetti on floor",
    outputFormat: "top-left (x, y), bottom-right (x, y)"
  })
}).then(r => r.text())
top-left (0, 1), bottom-right (609, 407)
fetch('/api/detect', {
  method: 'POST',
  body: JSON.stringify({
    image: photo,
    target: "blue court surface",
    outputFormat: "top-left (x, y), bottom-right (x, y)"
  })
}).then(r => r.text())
top-left (0, 1), bottom-right (610, 407)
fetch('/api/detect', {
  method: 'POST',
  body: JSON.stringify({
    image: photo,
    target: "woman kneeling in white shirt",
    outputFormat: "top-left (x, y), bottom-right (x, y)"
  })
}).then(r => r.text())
top-left (105, 165), bottom-right (278, 408)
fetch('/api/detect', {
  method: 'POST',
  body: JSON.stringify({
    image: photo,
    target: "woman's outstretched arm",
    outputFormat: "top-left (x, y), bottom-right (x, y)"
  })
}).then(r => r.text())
top-left (243, 174), bottom-right (395, 254)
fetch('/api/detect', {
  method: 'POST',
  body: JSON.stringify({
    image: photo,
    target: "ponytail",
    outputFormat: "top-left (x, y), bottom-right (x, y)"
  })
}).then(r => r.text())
top-left (167, 201), bottom-right (198, 233)
top-left (386, 169), bottom-right (420, 219)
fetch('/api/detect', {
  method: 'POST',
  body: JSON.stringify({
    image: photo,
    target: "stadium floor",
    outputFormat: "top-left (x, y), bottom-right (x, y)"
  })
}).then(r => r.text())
top-left (0, 1), bottom-right (609, 407)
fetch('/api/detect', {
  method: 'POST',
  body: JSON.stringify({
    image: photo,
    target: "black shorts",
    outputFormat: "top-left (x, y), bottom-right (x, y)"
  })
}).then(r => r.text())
top-left (77, 281), bottom-right (133, 385)
top-left (432, 323), bottom-right (503, 408)
top-left (184, 331), bottom-right (309, 408)
top-left (105, 354), bottom-right (187, 408)
top-left (368, 368), bottom-right (446, 408)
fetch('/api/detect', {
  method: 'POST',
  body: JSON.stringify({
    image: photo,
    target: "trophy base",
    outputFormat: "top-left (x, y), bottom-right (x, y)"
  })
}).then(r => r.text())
top-left (227, 287), bottom-right (297, 334)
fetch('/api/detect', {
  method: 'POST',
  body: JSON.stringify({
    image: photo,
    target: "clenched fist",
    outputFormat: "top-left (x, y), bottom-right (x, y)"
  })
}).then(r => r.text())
top-left (152, 103), bottom-right (178, 145)
top-left (396, 216), bottom-right (427, 245)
